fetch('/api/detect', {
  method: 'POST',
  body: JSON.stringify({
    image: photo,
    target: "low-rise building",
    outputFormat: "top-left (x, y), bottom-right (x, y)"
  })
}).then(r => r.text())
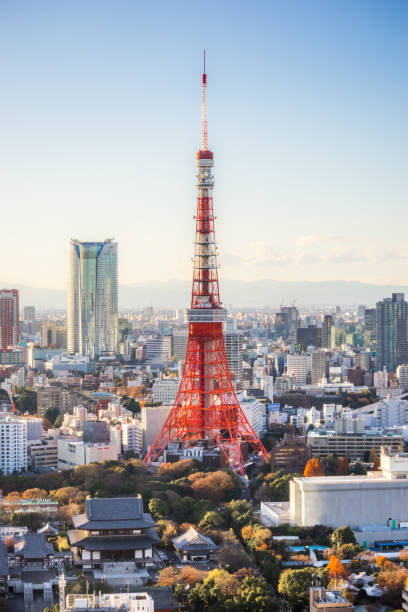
top-left (289, 448), bottom-right (408, 528)
top-left (172, 527), bottom-right (217, 563)
top-left (270, 435), bottom-right (311, 473)
top-left (58, 438), bottom-right (118, 469)
top-left (310, 588), bottom-right (354, 611)
top-left (307, 429), bottom-right (403, 461)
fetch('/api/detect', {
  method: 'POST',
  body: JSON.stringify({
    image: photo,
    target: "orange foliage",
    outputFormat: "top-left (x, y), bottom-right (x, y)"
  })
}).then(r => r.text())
top-left (304, 457), bottom-right (325, 477)
top-left (22, 488), bottom-right (47, 499)
top-left (336, 456), bottom-right (350, 475)
top-left (187, 470), bottom-right (237, 504)
top-left (327, 555), bottom-right (347, 581)
top-left (241, 525), bottom-right (253, 540)
top-left (157, 565), bottom-right (207, 587)
top-left (3, 491), bottom-right (21, 501)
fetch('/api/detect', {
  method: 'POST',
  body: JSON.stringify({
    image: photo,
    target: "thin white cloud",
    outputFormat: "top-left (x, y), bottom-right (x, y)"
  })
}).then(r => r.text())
top-left (296, 234), bottom-right (344, 247)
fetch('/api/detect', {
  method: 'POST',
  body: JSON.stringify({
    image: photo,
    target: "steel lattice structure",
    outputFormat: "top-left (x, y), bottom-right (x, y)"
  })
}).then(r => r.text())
top-left (144, 55), bottom-right (268, 474)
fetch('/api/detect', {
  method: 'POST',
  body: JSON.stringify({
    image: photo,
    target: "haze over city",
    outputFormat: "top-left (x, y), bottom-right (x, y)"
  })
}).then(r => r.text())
top-left (1, 0), bottom-right (407, 293)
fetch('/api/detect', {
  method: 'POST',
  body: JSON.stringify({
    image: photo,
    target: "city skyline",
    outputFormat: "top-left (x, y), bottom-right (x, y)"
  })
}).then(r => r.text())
top-left (1, 1), bottom-right (407, 290)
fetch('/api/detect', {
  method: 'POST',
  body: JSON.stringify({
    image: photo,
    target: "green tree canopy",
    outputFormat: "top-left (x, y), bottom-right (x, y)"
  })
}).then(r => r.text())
top-left (331, 526), bottom-right (356, 549)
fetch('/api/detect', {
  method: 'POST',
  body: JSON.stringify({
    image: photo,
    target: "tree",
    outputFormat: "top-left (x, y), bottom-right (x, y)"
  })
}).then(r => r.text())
top-left (369, 447), bottom-right (380, 469)
top-left (336, 456), bottom-right (350, 475)
top-left (236, 575), bottom-right (278, 612)
top-left (198, 511), bottom-right (225, 532)
top-left (278, 567), bottom-right (328, 607)
top-left (325, 453), bottom-right (338, 475)
top-left (327, 555), bottom-right (347, 583)
top-left (122, 396), bottom-right (141, 415)
top-left (304, 458), bottom-right (324, 477)
top-left (218, 530), bottom-right (254, 573)
top-left (188, 470), bottom-right (242, 504)
top-left (331, 526), bottom-right (356, 549)
top-left (351, 461), bottom-right (366, 475)
top-left (43, 407), bottom-right (60, 426)
top-left (22, 488), bottom-right (47, 499)
top-left (148, 497), bottom-right (169, 520)
top-left (156, 520), bottom-right (178, 547)
top-left (13, 388), bottom-right (37, 414)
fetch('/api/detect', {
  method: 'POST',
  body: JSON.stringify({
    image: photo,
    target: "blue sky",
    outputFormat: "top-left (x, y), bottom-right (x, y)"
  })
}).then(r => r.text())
top-left (0, 0), bottom-right (407, 289)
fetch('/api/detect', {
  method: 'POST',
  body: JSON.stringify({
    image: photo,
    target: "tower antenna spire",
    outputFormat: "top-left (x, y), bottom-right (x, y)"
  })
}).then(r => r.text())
top-left (201, 49), bottom-right (208, 151)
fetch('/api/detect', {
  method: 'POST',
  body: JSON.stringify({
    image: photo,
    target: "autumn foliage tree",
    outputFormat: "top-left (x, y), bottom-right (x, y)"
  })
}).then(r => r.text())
top-left (304, 458), bottom-right (325, 477)
top-left (327, 555), bottom-right (347, 583)
top-left (336, 456), bottom-right (350, 475)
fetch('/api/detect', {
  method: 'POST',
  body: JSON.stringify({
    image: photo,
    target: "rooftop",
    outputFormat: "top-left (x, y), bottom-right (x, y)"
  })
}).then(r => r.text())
top-left (172, 527), bottom-right (217, 551)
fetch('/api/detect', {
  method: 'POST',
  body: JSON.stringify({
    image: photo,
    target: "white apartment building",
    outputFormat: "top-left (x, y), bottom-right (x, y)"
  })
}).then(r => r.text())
top-left (240, 396), bottom-right (264, 436)
top-left (375, 397), bottom-right (408, 428)
top-left (152, 378), bottom-right (179, 404)
top-left (374, 368), bottom-right (388, 390)
top-left (121, 420), bottom-right (142, 454)
top-left (58, 438), bottom-right (118, 470)
top-left (224, 329), bottom-right (243, 386)
top-left (397, 365), bottom-right (408, 390)
top-left (286, 354), bottom-right (311, 386)
top-left (0, 413), bottom-right (27, 474)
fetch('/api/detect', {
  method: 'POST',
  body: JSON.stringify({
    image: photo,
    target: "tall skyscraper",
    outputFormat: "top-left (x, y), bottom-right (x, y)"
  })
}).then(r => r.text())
top-left (322, 314), bottom-right (334, 349)
top-left (376, 293), bottom-right (408, 372)
top-left (23, 306), bottom-right (35, 322)
top-left (224, 328), bottom-right (244, 387)
top-left (0, 289), bottom-right (19, 349)
top-left (67, 239), bottom-right (118, 358)
top-left (364, 308), bottom-right (376, 346)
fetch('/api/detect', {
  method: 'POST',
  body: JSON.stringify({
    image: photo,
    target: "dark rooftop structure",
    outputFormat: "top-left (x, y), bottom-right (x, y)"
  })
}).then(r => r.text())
top-left (172, 527), bottom-right (217, 563)
top-left (14, 533), bottom-right (54, 566)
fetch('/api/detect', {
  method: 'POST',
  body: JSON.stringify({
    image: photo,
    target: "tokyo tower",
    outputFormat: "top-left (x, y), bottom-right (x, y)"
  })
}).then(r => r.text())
top-left (144, 55), bottom-right (268, 474)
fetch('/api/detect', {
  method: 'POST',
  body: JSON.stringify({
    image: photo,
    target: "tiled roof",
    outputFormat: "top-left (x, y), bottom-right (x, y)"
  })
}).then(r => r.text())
top-left (86, 497), bottom-right (144, 520)
top-left (75, 530), bottom-right (160, 552)
top-left (15, 534), bottom-right (54, 559)
top-left (172, 527), bottom-right (217, 551)
top-left (0, 542), bottom-right (7, 576)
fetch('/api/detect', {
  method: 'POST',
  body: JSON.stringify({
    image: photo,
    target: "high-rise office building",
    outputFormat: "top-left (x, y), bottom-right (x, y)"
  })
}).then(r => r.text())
top-left (23, 306), bottom-right (35, 322)
top-left (0, 289), bottom-right (19, 349)
top-left (364, 308), bottom-right (376, 346)
top-left (376, 293), bottom-right (408, 372)
top-left (296, 325), bottom-right (321, 350)
top-left (311, 350), bottom-right (328, 385)
top-left (322, 314), bottom-right (334, 349)
top-left (0, 413), bottom-right (27, 474)
top-left (67, 239), bottom-right (118, 358)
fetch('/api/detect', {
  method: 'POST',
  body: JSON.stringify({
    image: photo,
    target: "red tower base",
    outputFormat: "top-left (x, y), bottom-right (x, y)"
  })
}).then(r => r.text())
top-left (144, 321), bottom-right (268, 474)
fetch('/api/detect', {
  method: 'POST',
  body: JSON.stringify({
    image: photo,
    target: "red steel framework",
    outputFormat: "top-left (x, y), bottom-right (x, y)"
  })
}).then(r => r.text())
top-left (144, 54), bottom-right (268, 474)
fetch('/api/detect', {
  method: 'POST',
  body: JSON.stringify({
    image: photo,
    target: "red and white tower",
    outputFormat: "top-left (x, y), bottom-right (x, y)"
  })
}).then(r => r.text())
top-left (144, 55), bottom-right (267, 474)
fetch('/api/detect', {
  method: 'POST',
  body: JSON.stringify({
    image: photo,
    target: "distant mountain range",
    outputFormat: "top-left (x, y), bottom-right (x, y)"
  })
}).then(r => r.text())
top-left (4, 280), bottom-right (408, 311)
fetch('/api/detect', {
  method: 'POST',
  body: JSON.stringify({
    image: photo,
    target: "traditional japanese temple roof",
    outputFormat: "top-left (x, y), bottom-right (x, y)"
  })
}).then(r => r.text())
top-left (74, 531), bottom-right (160, 552)
top-left (172, 527), bottom-right (217, 552)
top-left (73, 497), bottom-right (156, 530)
top-left (15, 533), bottom-right (54, 559)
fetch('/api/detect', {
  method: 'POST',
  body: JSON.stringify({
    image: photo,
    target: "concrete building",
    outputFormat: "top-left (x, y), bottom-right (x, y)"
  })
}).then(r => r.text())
top-left (224, 329), bottom-right (243, 386)
top-left (145, 336), bottom-right (172, 366)
top-left (121, 420), bottom-right (142, 455)
top-left (307, 429), bottom-right (403, 461)
top-left (375, 397), bottom-right (408, 428)
top-left (37, 385), bottom-right (73, 416)
top-left (240, 396), bottom-right (264, 436)
top-left (270, 435), bottom-right (311, 474)
top-left (58, 438), bottom-right (118, 469)
top-left (374, 368), bottom-right (388, 390)
top-left (311, 351), bottom-right (328, 385)
top-left (310, 589), bottom-right (354, 612)
top-left (286, 354), bottom-right (311, 386)
top-left (397, 364), bottom-right (408, 390)
top-left (152, 378), bottom-right (179, 404)
top-left (0, 413), bottom-right (27, 474)
top-left (172, 329), bottom-right (188, 362)
top-left (141, 404), bottom-right (172, 452)
top-left (289, 447), bottom-right (408, 529)
top-left (0, 289), bottom-right (19, 349)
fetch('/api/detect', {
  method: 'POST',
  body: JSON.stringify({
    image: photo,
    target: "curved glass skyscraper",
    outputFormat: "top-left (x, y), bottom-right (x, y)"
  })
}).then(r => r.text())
top-left (67, 239), bottom-right (118, 358)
